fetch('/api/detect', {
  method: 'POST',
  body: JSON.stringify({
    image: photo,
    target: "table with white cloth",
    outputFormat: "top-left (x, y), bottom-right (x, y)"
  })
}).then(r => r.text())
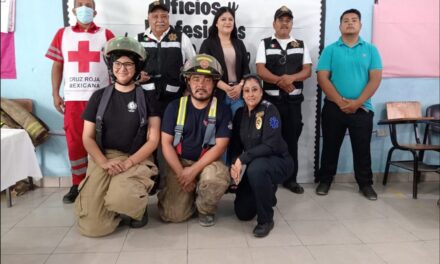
top-left (1, 128), bottom-right (42, 207)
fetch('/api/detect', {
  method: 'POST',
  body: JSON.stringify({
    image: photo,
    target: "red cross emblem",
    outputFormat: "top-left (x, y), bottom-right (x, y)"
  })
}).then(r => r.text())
top-left (68, 41), bottom-right (100, 73)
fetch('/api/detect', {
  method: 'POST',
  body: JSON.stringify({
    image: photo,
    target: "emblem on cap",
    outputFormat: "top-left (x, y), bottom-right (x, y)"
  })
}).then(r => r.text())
top-left (153, 1), bottom-right (160, 6)
top-left (199, 60), bottom-right (210, 69)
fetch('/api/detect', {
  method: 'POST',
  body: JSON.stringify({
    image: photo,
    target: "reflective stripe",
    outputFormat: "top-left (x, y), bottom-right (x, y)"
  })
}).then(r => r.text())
top-left (176, 96), bottom-right (188, 126)
top-left (141, 83), bottom-right (156, 91)
top-left (72, 166), bottom-right (87, 176)
top-left (141, 42), bottom-right (157, 48)
top-left (161, 42), bottom-right (181, 48)
top-left (202, 97), bottom-right (218, 147)
top-left (289, 88), bottom-right (302, 95)
top-left (208, 97), bottom-right (217, 118)
top-left (47, 50), bottom-right (63, 61)
top-left (266, 49), bottom-right (282, 55)
top-left (173, 96), bottom-right (188, 147)
top-left (49, 46), bottom-right (62, 55)
top-left (265, 89), bottom-right (302, 96)
top-left (265, 90), bottom-right (279, 96)
top-left (165, 84), bottom-right (180, 93)
top-left (70, 157), bottom-right (88, 167)
top-left (287, 48), bottom-right (304, 55)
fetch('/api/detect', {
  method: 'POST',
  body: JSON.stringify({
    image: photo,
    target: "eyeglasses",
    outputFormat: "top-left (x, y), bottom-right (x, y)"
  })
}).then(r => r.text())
top-left (113, 61), bottom-right (135, 70)
top-left (279, 50), bottom-right (287, 65)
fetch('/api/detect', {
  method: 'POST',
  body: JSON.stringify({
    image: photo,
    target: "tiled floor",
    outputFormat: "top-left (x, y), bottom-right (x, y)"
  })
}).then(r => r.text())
top-left (1, 182), bottom-right (439, 264)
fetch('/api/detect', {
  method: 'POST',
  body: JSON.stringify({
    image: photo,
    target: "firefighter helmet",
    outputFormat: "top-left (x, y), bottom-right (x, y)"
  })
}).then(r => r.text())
top-left (104, 36), bottom-right (147, 62)
top-left (181, 54), bottom-right (223, 80)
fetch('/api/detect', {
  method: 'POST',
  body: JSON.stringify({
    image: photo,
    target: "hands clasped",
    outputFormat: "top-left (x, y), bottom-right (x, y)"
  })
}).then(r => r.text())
top-left (276, 75), bottom-right (296, 94)
top-left (100, 158), bottom-right (134, 176)
top-left (176, 166), bottom-right (197, 193)
top-left (336, 98), bottom-right (362, 114)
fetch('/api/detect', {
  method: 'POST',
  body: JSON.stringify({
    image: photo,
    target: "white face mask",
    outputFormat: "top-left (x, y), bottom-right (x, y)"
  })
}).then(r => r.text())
top-left (76, 6), bottom-right (94, 24)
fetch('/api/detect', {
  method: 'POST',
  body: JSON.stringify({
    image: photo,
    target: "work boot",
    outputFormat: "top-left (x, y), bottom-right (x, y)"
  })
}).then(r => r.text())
top-left (360, 185), bottom-right (378, 201)
top-left (253, 221), bottom-right (274, 238)
top-left (62, 185), bottom-right (79, 204)
top-left (315, 182), bottom-right (331, 195)
top-left (283, 181), bottom-right (304, 194)
top-left (130, 208), bottom-right (149, 228)
top-left (198, 214), bottom-right (215, 227)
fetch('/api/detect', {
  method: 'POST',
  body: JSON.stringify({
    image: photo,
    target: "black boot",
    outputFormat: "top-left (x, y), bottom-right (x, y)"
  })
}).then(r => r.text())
top-left (283, 181), bottom-right (304, 194)
top-left (253, 221), bottom-right (274, 238)
top-left (62, 185), bottom-right (79, 204)
top-left (130, 208), bottom-right (149, 228)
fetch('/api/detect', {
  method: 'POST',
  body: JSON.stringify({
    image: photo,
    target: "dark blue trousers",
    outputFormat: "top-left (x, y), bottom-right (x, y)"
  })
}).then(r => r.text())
top-left (234, 155), bottom-right (293, 224)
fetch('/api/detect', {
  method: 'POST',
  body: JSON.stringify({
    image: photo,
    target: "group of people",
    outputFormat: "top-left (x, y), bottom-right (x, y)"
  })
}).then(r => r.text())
top-left (46, 0), bottom-right (382, 238)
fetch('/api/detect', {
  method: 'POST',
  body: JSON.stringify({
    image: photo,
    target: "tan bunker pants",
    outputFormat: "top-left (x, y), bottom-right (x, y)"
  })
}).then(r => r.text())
top-left (158, 159), bottom-right (230, 222)
top-left (75, 150), bottom-right (158, 237)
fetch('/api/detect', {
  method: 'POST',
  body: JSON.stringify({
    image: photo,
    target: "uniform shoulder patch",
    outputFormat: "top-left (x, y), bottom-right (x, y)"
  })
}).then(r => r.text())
top-left (269, 116), bottom-right (279, 129)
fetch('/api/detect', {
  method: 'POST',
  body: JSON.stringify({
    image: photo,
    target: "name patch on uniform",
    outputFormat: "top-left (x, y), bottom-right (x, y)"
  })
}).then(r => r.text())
top-left (269, 116), bottom-right (279, 129)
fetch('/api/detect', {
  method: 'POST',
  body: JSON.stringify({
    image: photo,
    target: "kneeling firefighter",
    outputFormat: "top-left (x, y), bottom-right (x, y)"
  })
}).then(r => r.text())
top-left (74, 35), bottom-right (162, 237)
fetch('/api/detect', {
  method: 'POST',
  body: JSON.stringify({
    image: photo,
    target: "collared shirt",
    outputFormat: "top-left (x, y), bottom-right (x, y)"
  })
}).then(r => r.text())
top-left (143, 27), bottom-right (195, 62)
top-left (316, 37), bottom-right (382, 111)
top-left (256, 35), bottom-right (312, 65)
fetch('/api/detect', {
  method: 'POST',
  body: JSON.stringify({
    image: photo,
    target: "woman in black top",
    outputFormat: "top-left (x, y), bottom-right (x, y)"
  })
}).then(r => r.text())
top-left (200, 7), bottom-right (250, 115)
top-left (75, 36), bottom-right (161, 237)
top-left (229, 75), bottom-right (293, 238)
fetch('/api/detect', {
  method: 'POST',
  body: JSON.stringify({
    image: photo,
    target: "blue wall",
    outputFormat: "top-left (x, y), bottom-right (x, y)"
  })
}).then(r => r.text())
top-left (1, 1), bottom-right (70, 176)
top-left (1, 0), bottom-right (438, 177)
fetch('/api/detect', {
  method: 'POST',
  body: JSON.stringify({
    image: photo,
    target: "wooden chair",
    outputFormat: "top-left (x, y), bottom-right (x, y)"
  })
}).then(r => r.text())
top-left (378, 101), bottom-right (440, 199)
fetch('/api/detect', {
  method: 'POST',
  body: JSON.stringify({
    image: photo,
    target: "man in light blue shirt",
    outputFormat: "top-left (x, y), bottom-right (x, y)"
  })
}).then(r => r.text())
top-left (315, 8), bottom-right (382, 200)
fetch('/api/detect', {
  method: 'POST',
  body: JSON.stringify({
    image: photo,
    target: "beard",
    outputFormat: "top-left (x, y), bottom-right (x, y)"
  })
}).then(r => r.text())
top-left (191, 88), bottom-right (212, 102)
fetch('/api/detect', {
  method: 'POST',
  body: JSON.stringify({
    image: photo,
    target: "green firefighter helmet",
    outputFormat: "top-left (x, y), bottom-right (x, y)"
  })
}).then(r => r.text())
top-left (104, 35), bottom-right (147, 62)
top-left (182, 54), bottom-right (223, 80)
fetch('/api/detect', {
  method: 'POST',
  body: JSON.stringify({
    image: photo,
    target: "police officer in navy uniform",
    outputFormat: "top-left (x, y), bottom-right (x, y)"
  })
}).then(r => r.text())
top-left (137, 1), bottom-right (196, 115)
top-left (256, 6), bottom-right (312, 194)
top-left (229, 75), bottom-right (293, 238)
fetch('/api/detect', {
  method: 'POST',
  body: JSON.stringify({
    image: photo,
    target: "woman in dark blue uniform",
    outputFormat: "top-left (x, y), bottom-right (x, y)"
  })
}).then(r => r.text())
top-left (229, 75), bottom-right (293, 237)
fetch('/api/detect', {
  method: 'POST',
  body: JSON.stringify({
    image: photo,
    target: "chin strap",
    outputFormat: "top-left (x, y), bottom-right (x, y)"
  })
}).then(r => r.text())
top-left (115, 79), bottom-right (135, 86)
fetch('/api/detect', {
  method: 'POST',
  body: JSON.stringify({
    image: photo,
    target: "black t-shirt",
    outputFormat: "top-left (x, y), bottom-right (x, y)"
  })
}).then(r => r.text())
top-left (161, 97), bottom-right (232, 161)
top-left (82, 85), bottom-right (160, 153)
